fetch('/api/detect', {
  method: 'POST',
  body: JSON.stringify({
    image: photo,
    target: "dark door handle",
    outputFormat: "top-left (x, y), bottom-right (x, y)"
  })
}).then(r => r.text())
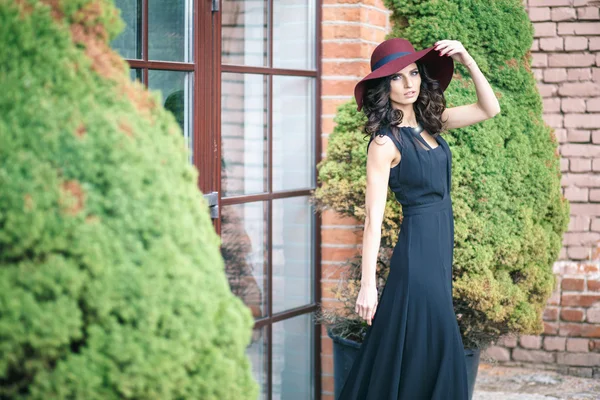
top-left (203, 192), bottom-right (218, 219)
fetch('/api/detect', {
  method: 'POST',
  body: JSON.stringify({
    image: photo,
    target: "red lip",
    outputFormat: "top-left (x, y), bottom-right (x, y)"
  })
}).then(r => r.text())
top-left (405, 91), bottom-right (415, 96)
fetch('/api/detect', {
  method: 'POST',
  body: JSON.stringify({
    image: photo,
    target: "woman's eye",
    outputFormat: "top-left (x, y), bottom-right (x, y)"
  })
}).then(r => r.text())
top-left (392, 72), bottom-right (417, 80)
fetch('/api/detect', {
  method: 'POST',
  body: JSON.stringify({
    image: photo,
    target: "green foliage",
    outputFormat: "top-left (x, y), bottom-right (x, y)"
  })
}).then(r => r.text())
top-left (0, 1), bottom-right (257, 398)
top-left (314, 0), bottom-right (570, 349)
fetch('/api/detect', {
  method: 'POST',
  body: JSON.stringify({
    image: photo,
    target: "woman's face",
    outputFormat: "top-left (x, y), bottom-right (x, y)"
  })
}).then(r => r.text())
top-left (389, 63), bottom-right (421, 106)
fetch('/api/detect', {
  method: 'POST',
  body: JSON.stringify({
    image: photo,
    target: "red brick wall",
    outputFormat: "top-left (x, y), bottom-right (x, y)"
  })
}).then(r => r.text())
top-left (320, 1), bottom-right (392, 397)
top-left (319, 0), bottom-right (600, 390)
top-left (483, 0), bottom-right (600, 379)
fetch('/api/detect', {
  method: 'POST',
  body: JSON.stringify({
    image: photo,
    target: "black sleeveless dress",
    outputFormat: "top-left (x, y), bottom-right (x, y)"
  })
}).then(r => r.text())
top-left (337, 126), bottom-right (469, 400)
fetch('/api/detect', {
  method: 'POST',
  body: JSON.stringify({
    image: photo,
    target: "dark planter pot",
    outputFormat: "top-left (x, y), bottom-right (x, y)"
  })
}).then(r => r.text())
top-left (328, 329), bottom-right (362, 399)
top-left (328, 329), bottom-right (481, 400)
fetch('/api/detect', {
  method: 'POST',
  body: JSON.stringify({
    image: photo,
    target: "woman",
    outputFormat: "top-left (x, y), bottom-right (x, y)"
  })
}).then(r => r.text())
top-left (337, 38), bottom-right (500, 399)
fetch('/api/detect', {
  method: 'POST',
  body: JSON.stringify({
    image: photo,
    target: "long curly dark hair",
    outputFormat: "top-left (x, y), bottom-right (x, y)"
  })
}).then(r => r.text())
top-left (362, 61), bottom-right (448, 145)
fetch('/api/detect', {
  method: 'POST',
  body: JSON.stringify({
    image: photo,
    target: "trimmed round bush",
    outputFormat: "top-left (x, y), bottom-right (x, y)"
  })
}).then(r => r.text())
top-left (0, 1), bottom-right (257, 398)
top-left (314, 0), bottom-right (570, 349)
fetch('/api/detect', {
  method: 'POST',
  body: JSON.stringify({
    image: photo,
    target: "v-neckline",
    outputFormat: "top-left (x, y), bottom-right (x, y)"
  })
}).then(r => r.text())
top-left (400, 126), bottom-right (441, 151)
top-left (415, 133), bottom-right (440, 151)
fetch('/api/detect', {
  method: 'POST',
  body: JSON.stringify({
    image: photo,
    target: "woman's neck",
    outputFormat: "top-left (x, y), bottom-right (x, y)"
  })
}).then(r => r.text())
top-left (397, 116), bottom-right (419, 128)
top-left (398, 120), bottom-right (418, 127)
top-left (392, 104), bottom-right (418, 127)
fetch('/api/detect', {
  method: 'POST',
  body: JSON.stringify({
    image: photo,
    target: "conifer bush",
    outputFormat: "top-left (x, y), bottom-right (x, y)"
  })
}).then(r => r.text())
top-left (314, 0), bottom-right (570, 349)
top-left (0, 1), bottom-right (257, 398)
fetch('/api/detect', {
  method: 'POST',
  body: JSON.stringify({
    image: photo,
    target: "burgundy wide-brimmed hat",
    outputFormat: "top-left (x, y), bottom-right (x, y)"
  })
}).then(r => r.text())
top-left (354, 38), bottom-right (454, 111)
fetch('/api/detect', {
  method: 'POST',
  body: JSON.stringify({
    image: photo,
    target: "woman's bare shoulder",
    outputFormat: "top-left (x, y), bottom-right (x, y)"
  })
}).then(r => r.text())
top-left (368, 131), bottom-right (401, 167)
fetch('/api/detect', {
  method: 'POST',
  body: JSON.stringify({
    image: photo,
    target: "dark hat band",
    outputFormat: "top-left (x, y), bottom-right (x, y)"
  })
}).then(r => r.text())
top-left (372, 51), bottom-right (412, 71)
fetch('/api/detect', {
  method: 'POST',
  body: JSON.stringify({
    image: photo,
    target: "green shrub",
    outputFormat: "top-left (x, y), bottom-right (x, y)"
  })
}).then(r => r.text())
top-left (314, 0), bottom-right (570, 349)
top-left (0, 1), bottom-right (257, 398)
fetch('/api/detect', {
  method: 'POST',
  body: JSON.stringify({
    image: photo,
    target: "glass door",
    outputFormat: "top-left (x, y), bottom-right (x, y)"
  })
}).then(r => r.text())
top-left (219, 0), bottom-right (321, 399)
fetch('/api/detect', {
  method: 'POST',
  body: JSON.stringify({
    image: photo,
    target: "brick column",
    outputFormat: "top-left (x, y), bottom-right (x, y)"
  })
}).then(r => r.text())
top-left (483, 0), bottom-right (600, 379)
top-left (320, 1), bottom-right (392, 398)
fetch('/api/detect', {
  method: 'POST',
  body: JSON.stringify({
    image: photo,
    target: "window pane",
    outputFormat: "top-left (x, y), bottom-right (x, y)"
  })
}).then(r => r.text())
top-left (221, 73), bottom-right (268, 197)
top-left (222, 0), bottom-right (268, 66)
top-left (221, 201), bottom-right (268, 318)
top-left (148, 70), bottom-right (193, 162)
top-left (111, 0), bottom-right (142, 59)
top-left (273, 0), bottom-right (316, 70)
top-left (272, 196), bottom-right (314, 314)
top-left (247, 326), bottom-right (268, 400)
top-left (148, 0), bottom-right (193, 62)
top-left (129, 68), bottom-right (142, 83)
top-left (272, 76), bottom-right (315, 192)
top-left (272, 313), bottom-right (314, 400)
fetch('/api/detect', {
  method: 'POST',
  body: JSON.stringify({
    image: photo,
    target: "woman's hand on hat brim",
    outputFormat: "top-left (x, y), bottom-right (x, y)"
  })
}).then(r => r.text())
top-left (434, 40), bottom-right (474, 66)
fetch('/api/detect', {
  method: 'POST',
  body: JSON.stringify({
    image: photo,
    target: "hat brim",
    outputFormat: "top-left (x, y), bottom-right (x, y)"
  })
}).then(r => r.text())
top-left (354, 45), bottom-right (454, 111)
